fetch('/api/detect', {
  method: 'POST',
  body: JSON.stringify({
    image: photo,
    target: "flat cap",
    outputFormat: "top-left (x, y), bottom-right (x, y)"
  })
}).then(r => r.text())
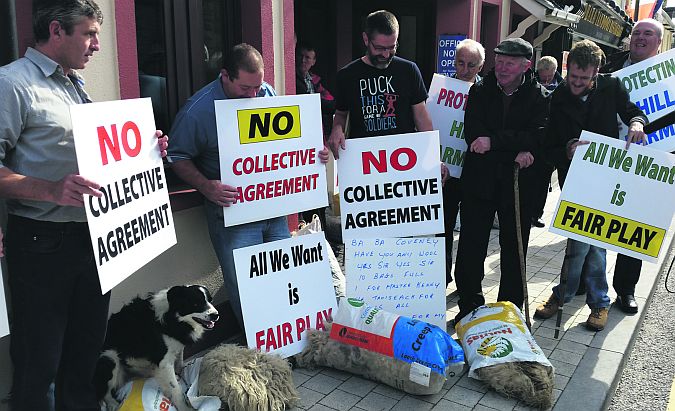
top-left (494, 38), bottom-right (533, 59)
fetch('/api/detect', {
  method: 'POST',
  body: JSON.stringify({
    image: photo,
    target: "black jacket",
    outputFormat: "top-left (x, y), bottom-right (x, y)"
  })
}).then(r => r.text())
top-left (545, 74), bottom-right (647, 186)
top-left (461, 69), bottom-right (550, 200)
top-left (600, 51), bottom-right (630, 74)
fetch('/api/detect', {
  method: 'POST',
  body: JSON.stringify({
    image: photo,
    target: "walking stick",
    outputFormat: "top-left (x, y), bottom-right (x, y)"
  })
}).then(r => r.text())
top-left (554, 240), bottom-right (571, 339)
top-left (513, 164), bottom-right (532, 330)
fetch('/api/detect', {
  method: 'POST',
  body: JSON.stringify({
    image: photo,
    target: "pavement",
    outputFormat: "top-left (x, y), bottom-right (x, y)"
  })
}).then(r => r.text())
top-left (289, 179), bottom-right (675, 411)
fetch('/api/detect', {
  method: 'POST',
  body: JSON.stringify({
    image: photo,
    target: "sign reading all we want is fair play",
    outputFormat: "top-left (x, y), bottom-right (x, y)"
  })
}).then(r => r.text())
top-left (216, 94), bottom-right (328, 226)
top-left (550, 131), bottom-right (675, 263)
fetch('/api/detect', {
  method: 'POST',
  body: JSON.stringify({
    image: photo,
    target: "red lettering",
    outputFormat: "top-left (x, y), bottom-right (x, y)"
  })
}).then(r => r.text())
top-left (390, 147), bottom-right (417, 171)
top-left (436, 87), bottom-right (447, 105)
top-left (362, 150), bottom-right (387, 174)
top-left (97, 121), bottom-right (142, 166)
top-left (121, 121), bottom-right (142, 158)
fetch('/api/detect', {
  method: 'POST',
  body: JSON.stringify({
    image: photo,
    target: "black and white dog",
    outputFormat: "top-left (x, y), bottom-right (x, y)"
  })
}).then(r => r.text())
top-left (94, 285), bottom-right (219, 411)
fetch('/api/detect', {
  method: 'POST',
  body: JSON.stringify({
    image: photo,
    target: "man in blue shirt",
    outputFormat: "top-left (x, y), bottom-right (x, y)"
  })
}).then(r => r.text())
top-left (168, 43), bottom-right (328, 327)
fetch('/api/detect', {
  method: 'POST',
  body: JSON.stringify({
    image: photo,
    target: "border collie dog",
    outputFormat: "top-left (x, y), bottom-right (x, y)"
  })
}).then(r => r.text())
top-left (94, 285), bottom-right (219, 411)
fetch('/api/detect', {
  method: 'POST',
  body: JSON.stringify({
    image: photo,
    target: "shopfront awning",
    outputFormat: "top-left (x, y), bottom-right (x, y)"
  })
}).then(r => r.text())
top-left (509, 0), bottom-right (581, 42)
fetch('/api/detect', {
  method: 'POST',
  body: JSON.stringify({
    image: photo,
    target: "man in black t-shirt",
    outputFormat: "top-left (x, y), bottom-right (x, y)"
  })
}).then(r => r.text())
top-left (328, 10), bottom-right (434, 157)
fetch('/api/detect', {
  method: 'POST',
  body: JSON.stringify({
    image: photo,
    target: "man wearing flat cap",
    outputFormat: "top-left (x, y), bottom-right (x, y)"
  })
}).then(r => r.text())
top-left (454, 38), bottom-right (550, 324)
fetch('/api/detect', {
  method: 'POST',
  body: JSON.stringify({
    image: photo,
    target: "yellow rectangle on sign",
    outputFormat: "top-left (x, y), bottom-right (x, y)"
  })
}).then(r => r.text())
top-left (553, 200), bottom-right (665, 258)
top-left (237, 105), bottom-right (301, 144)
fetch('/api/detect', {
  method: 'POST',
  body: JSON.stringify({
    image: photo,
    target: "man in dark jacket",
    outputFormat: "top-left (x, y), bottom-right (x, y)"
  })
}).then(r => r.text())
top-left (598, 18), bottom-right (666, 314)
top-left (534, 40), bottom-right (647, 331)
top-left (454, 38), bottom-right (550, 324)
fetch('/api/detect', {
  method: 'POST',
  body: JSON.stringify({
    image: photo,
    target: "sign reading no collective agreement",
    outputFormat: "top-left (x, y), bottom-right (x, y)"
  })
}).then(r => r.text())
top-left (70, 98), bottom-right (177, 293)
top-left (338, 131), bottom-right (444, 239)
top-left (215, 94), bottom-right (328, 226)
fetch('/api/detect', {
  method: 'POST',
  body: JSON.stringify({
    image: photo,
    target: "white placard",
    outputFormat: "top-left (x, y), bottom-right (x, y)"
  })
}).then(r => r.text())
top-left (71, 98), bottom-right (177, 293)
top-left (345, 237), bottom-right (446, 328)
top-left (549, 131), bottom-right (675, 262)
top-left (215, 94), bottom-right (328, 226)
top-left (233, 233), bottom-right (337, 358)
top-left (339, 132), bottom-right (444, 239)
top-left (426, 74), bottom-right (472, 178)
top-left (0, 265), bottom-right (8, 338)
top-left (612, 48), bottom-right (675, 152)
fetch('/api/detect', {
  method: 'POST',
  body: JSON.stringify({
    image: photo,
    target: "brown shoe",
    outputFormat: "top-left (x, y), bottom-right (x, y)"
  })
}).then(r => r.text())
top-left (534, 294), bottom-right (560, 319)
top-left (586, 307), bottom-right (609, 331)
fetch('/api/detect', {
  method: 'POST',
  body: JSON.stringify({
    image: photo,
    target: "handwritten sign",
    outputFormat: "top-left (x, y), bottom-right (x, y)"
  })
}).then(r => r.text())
top-left (339, 132), bottom-right (444, 239)
top-left (233, 233), bottom-right (337, 357)
top-left (0, 265), bottom-right (8, 338)
top-left (427, 74), bottom-right (471, 177)
top-left (344, 237), bottom-right (446, 328)
top-left (216, 94), bottom-right (328, 226)
top-left (71, 98), bottom-right (176, 293)
top-left (612, 48), bottom-right (675, 152)
top-left (550, 131), bottom-right (675, 262)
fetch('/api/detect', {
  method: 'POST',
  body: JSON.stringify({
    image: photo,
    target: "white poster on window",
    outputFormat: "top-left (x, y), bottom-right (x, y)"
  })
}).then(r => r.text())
top-left (427, 74), bottom-right (471, 178)
top-left (215, 94), bottom-right (328, 226)
top-left (71, 98), bottom-right (177, 293)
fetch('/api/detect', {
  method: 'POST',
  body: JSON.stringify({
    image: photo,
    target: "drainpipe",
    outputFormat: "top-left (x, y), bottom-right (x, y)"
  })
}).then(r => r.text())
top-left (0, 0), bottom-right (18, 66)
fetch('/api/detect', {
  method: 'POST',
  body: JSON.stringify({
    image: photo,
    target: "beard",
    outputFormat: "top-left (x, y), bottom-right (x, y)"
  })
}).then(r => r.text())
top-left (367, 49), bottom-right (395, 69)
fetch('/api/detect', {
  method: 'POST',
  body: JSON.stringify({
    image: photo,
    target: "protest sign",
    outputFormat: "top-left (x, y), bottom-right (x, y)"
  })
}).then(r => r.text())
top-left (549, 131), bottom-right (675, 262)
top-left (216, 94), bottom-right (328, 226)
top-left (345, 237), bottom-right (446, 328)
top-left (338, 131), bottom-right (444, 239)
top-left (437, 34), bottom-right (467, 77)
top-left (612, 48), bottom-right (675, 151)
top-left (233, 233), bottom-right (337, 357)
top-left (427, 74), bottom-right (471, 177)
top-left (71, 98), bottom-right (176, 293)
top-left (0, 266), bottom-right (8, 338)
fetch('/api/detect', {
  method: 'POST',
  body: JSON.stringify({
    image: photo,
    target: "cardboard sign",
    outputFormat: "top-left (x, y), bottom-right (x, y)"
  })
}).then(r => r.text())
top-left (437, 34), bottom-right (467, 77)
top-left (549, 131), bottom-right (675, 262)
top-left (215, 94), bottom-right (328, 226)
top-left (612, 49), bottom-right (675, 152)
top-left (71, 98), bottom-right (176, 293)
top-left (233, 233), bottom-right (337, 357)
top-left (345, 237), bottom-right (447, 328)
top-left (0, 265), bottom-right (8, 338)
top-left (338, 131), bottom-right (444, 239)
top-left (427, 74), bottom-right (471, 177)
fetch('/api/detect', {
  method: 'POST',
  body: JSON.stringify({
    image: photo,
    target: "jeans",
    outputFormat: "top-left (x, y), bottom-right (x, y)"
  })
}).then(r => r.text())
top-left (552, 239), bottom-right (610, 309)
top-left (204, 202), bottom-right (290, 326)
top-left (7, 215), bottom-right (110, 411)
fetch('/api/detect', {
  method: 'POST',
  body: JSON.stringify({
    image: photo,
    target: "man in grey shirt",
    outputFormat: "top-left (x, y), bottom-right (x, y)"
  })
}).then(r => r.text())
top-left (0, 1), bottom-right (167, 409)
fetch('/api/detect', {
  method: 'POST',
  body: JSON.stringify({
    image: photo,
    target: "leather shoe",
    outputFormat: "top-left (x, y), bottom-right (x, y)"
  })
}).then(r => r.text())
top-left (531, 218), bottom-right (545, 228)
top-left (616, 294), bottom-right (638, 314)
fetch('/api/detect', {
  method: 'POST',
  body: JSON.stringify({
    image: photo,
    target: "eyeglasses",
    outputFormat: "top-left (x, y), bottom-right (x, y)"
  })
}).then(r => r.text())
top-left (369, 41), bottom-right (398, 53)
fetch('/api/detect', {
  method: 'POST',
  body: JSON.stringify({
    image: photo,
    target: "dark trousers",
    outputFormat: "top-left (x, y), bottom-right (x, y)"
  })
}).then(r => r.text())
top-left (613, 253), bottom-right (642, 295)
top-left (530, 162), bottom-right (554, 220)
top-left (7, 215), bottom-right (110, 411)
top-left (455, 184), bottom-right (533, 321)
top-left (440, 177), bottom-right (461, 285)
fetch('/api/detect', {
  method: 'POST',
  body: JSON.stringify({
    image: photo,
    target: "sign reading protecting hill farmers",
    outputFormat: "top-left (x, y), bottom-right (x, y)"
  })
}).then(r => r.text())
top-left (427, 74), bottom-right (471, 177)
top-left (70, 98), bottom-right (177, 293)
top-left (233, 233), bottom-right (337, 357)
top-left (215, 94), bottom-right (328, 226)
top-left (549, 131), bottom-right (675, 263)
top-left (345, 237), bottom-right (447, 328)
top-left (338, 131), bottom-right (444, 239)
top-left (612, 48), bottom-right (675, 152)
